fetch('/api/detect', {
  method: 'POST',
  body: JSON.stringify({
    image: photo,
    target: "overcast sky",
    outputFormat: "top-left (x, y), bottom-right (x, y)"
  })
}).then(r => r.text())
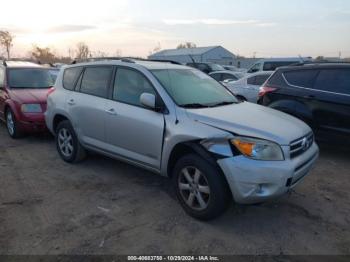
top-left (1, 0), bottom-right (350, 58)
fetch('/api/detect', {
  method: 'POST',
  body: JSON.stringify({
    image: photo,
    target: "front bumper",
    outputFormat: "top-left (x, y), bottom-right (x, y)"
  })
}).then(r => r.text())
top-left (18, 113), bottom-right (48, 133)
top-left (217, 142), bottom-right (319, 204)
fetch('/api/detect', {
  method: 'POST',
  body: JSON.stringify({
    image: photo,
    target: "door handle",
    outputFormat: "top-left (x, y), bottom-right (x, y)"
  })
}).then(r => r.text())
top-left (105, 108), bottom-right (117, 115)
top-left (67, 99), bottom-right (75, 106)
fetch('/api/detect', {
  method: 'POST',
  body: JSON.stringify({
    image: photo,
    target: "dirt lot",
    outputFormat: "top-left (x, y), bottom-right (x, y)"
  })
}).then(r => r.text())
top-left (0, 122), bottom-right (349, 255)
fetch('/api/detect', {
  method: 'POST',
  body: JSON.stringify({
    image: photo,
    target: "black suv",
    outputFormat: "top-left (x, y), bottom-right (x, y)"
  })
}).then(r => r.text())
top-left (258, 63), bottom-right (350, 142)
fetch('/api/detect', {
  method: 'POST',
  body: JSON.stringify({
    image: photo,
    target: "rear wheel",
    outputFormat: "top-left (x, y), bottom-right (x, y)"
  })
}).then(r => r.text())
top-left (5, 109), bottom-right (23, 139)
top-left (173, 154), bottom-right (231, 220)
top-left (56, 120), bottom-right (86, 163)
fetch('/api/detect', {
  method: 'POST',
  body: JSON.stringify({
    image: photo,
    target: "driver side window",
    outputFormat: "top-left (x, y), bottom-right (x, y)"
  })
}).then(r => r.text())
top-left (113, 68), bottom-right (156, 107)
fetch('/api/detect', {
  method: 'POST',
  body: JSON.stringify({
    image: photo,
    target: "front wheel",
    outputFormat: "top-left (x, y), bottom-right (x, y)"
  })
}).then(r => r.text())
top-left (173, 154), bottom-right (231, 220)
top-left (6, 109), bottom-right (23, 139)
top-left (56, 120), bottom-right (86, 163)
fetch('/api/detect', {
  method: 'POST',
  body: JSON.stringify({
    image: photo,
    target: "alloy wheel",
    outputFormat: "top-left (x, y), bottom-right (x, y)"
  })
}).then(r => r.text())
top-left (178, 166), bottom-right (211, 211)
top-left (58, 128), bottom-right (74, 157)
top-left (6, 111), bottom-right (15, 136)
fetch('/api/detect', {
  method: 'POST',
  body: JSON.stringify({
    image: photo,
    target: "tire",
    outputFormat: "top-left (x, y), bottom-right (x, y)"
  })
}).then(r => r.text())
top-left (236, 95), bottom-right (247, 102)
top-left (172, 153), bottom-right (231, 220)
top-left (5, 109), bottom-right (23, 139)
top-left (55, 120), bottom-right (86, 163)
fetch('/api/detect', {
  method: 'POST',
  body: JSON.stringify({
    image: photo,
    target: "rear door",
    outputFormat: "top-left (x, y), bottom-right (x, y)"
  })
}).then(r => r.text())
top-left (311, 68), bottom-right (350, 135)
top-left (105, 67), bottom-right (165, 169)
top-left (67, 66), bottom-right (113, 148)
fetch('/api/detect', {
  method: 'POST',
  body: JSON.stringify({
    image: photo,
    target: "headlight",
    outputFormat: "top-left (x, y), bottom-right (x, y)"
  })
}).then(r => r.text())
top-left (21, 104), bottom-right (42, 113)
top-left (231, 136), bottom-right (284, 161)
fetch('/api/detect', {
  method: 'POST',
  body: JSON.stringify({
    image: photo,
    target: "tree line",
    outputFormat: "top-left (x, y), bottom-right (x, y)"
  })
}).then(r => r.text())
top-left (0, 30), bottom-right (124, 64)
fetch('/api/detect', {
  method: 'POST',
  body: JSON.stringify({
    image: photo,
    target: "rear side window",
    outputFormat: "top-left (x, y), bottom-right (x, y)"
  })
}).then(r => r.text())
top-left (80, 67), bottom-right (113, 98)
top-left (314, 69), bottom-right (350, 94)
top-left (222, 73), bottom-right (237, 81)
top-left (63, 67), bottom-right (83, 90)
top-left (255, 74), bottom-right (271, 85)
top-left (113, 68), bottom-right (156, 107)
top-left (266, 71), bottom-right (285, 87)
top-left (211, 73), bottom-right (222, 81)
top-left (283, 70), bottom-right (319, 88)
top-left (247, 76), bottom-right (256, 85)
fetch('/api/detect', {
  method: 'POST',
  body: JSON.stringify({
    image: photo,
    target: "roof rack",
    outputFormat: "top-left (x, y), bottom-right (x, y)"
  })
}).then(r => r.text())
top-left (71, 57), bottom-right (135, 64)
top-left (71, 57), bottom-right (182, 65)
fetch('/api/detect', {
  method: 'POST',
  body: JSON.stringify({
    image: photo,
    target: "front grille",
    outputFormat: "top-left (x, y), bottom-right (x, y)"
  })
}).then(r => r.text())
top-left (290, 132), bottom-right (314, 158)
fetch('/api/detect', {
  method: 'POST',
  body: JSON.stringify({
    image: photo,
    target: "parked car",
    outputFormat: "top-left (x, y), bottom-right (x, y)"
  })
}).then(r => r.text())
top-left (186, 62), bottom-right (225, 74)
top-left (45, 58), bottom-right (319, 220)
top-left (258, 62), bottom-right (350, 143)
top-left (247, 57), bottom-right (312, 74)
top-left (224, 71), bottom-right (273, 102)
top-left (0, 61), bottom-right (55, 138)
top-left (209, 70), bottom-right (245, 83)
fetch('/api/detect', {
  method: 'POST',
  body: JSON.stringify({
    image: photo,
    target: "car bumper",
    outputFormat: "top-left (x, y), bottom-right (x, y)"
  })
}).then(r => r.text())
top-left (18, 113), bottom-right (48, 133)
top-left (217, 142), bottom-right (319, 204)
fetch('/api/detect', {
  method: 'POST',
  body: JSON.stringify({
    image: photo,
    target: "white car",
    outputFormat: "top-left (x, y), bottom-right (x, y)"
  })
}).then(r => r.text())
top-left (246, 57), bottom-right (312, 74)
top-left (209, 70), bottom-right (245, 83)
top-left (224, 71), bottom-right (273, 103)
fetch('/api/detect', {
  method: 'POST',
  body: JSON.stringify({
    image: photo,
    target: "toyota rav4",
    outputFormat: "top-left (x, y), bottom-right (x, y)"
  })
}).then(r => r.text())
top-left (45, 58), bottom-right (319, 220)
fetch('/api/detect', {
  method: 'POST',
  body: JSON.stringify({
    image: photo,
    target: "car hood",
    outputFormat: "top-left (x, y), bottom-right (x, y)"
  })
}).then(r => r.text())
top-left (9, 88), bottom-right (49, 104)
top-left (185, 102), bottom-right (311, 145)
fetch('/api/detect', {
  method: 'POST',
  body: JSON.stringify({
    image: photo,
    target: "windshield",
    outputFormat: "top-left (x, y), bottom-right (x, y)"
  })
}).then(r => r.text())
top-left (8, 68), bottom-right (55, 89)
top-left (152, 68), bottom-right (237, 107)
top-left (209, 64), bottom-right (225, 71)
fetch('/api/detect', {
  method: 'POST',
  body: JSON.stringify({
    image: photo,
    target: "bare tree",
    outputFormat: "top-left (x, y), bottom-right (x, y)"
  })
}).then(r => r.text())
top-left (75, 42), bottom-right (90, 59)
top-left (31, 45), bottom-right (56, 63)
top-left (149, 42), bottom-right (161, 56)
top-left (114, 49), bottom-right (123, 57)
top-left (0, 30), bottom-right (14, 59)
top-left (176, 42), bottom-right (196, 49)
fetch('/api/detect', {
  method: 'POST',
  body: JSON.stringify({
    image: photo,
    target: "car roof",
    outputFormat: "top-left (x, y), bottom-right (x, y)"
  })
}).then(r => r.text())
top-left (277, 62), bottom-right (350, 71)
top-left (256, 57), bottom-right (311, 63)
top-left (4, 61), bottom-right (42, 68)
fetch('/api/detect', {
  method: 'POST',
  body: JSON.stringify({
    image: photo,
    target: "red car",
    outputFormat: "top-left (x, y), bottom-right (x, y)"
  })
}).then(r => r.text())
top-left (0, 61), bottom-right (55, 138)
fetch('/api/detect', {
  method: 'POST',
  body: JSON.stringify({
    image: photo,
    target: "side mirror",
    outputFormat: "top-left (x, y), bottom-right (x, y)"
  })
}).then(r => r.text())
top-left (140, 93), bottom-right (156, 110)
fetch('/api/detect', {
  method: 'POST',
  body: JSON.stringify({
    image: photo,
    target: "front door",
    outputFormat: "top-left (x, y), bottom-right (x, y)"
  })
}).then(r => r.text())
top-left (105, 67), bottom-right (165, 169)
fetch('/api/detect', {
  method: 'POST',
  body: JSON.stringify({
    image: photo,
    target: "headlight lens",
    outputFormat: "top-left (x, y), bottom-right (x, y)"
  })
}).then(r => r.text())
top-left (21, 104), bottom-right (42, 113)
top-left (231, 136), bottom-right (284, 161)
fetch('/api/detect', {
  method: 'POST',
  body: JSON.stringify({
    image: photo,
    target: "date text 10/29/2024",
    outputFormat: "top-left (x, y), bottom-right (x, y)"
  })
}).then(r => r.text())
top-left (128, 256), bottom-right (220, 261)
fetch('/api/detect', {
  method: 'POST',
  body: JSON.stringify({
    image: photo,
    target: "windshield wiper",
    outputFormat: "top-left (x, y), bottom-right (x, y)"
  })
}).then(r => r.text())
top-left (180, 103), bottom-right (210, 108)
top-left (208, 101), bottom-right (236, 107)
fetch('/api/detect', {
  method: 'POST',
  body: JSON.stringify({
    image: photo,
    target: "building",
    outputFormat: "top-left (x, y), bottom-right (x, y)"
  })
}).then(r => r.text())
top-left (148, 46), bottom-right (236, 65)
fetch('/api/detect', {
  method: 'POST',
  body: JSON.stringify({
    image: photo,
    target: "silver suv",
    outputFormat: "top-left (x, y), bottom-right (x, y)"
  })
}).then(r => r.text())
top-left (45, 58), bottom-right (319, 220)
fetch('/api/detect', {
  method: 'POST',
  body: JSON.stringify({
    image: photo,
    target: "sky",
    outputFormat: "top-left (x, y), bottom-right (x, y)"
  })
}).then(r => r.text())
top-left (1, 0), bottom-right (350, 58)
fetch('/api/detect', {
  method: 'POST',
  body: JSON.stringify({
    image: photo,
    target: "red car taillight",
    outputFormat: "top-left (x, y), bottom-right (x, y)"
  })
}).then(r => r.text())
top-left (258, 86), bottom-right (277, 97)
top-left (47, 87), bottom-right (56, 97)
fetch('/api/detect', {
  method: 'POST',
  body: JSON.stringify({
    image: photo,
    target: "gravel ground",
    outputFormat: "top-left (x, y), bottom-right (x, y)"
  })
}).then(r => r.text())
top-left (0, 123), bottom-right (349, 255)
